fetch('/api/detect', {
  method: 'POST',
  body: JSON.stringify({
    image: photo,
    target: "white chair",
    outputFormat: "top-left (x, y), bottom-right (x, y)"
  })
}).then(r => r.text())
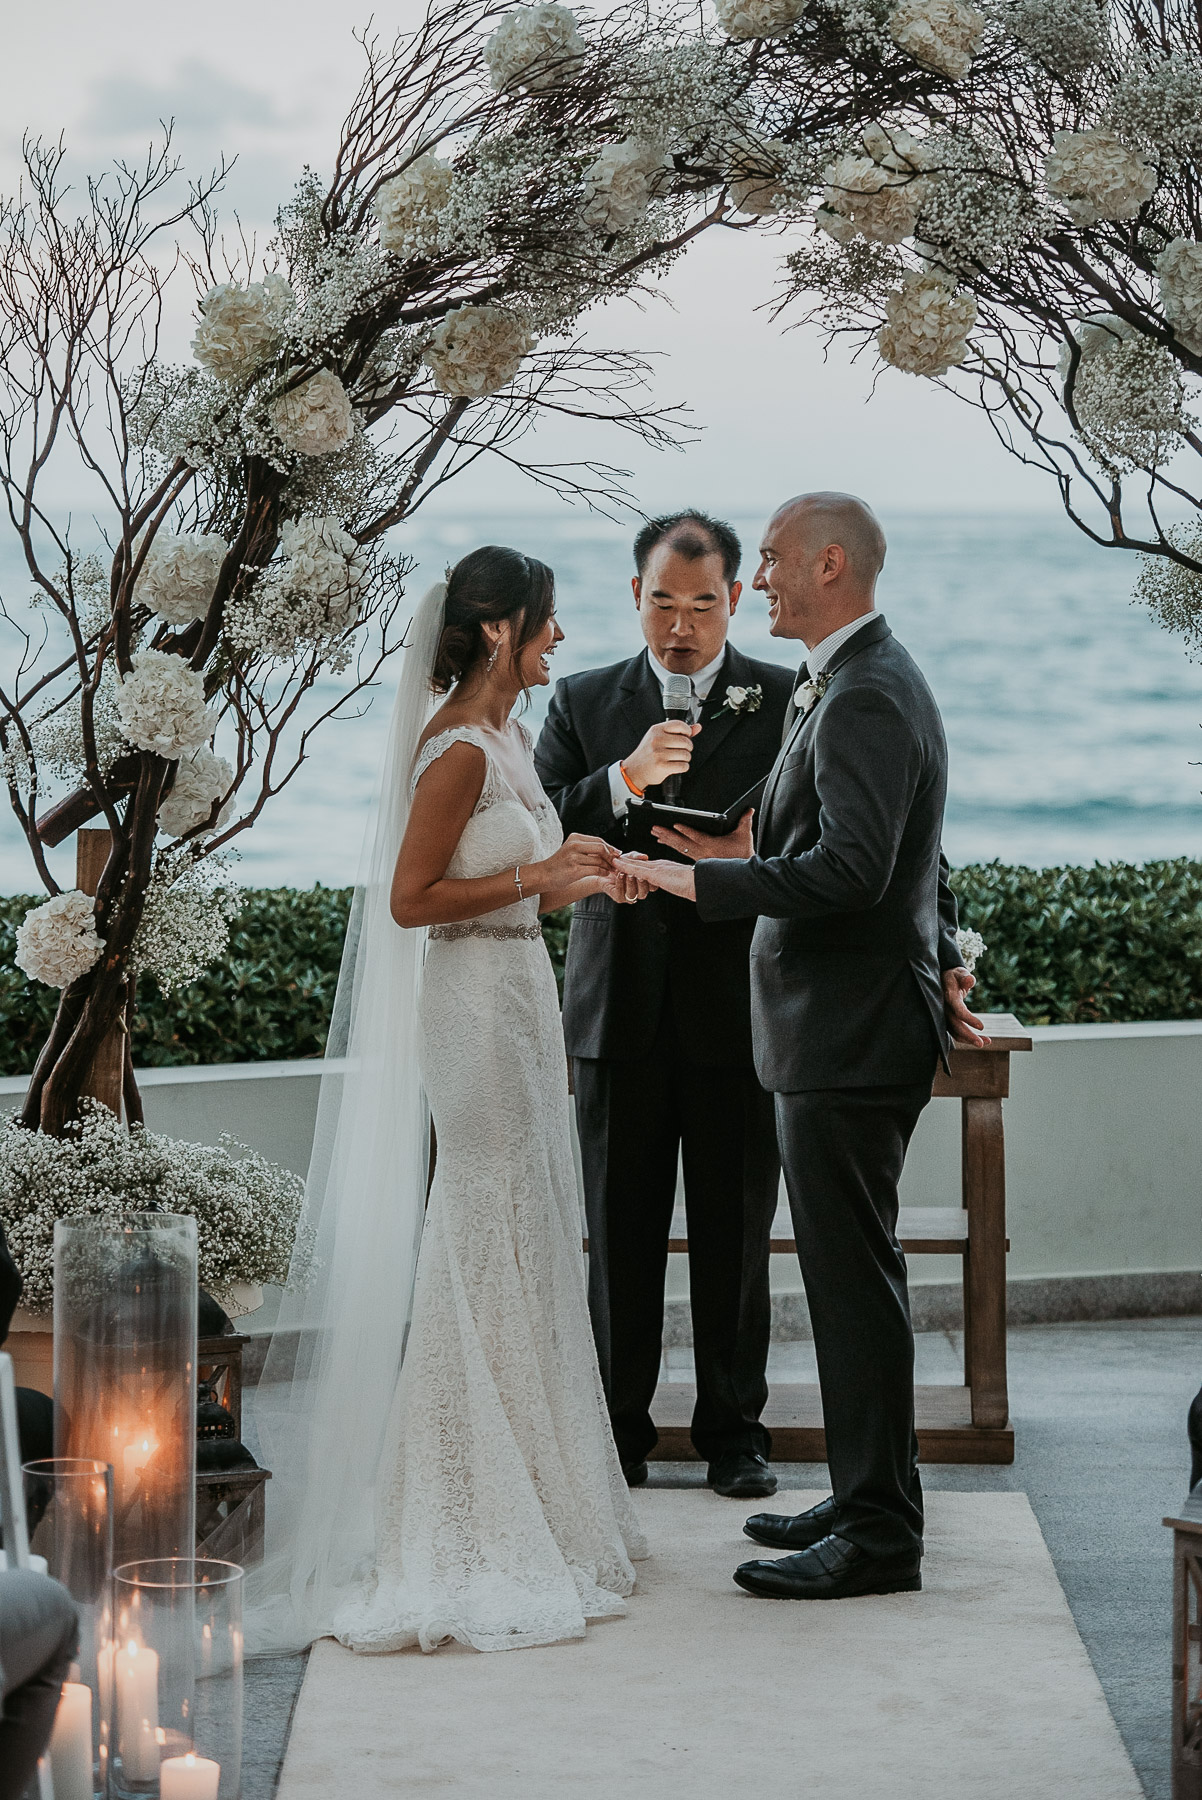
top-left (0, 1351), bottom-right (56, 1800)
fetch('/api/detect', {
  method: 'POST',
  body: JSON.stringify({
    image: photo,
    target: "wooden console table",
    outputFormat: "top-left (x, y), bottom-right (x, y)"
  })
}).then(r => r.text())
top-left (649, 1012), bottom-right (1031, 1466)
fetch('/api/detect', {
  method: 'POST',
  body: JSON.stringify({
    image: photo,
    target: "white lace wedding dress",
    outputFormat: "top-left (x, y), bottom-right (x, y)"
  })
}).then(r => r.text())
top-left (332, 722), bottom-right (645, 1655)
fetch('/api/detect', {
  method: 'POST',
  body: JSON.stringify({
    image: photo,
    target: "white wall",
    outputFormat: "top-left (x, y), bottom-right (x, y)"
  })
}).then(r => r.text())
top-left (5, 1021), bottom-right (1200, 1320)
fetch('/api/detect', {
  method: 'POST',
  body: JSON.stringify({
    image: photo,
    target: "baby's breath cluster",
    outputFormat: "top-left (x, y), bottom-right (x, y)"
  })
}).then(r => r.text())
top-left (226, 515), bottom-right (367, 666)
top-left (131, 850), bottom-right (241, 994)
top-left (0, 1103), bottom-right (306, 1313)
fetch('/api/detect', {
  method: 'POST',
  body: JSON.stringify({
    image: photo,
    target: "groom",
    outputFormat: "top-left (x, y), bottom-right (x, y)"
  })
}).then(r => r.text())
top-left (535, 511), bottom-right (794, 1498)
top-left (621, 493), bottom-right (985, 1598)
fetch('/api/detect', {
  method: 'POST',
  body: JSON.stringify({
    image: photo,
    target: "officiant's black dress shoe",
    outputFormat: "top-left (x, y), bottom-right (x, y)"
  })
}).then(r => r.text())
top-left (623, 1460), bottom-right (649, 1487)
top-left (733, 1534), bottom-right (922, 1600)
top-left (743, 1494), bottom-right (840, 1550)
top-left (707, 1452), bottom-right (777, 1499)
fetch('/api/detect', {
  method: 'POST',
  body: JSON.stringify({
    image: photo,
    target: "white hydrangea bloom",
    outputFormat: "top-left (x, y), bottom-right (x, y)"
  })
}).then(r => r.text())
top-left (1072, 337), bottom-right (1192, 470)
top-left (374, 154), bottom-right (456, 256)
top-left (115, 649), bottom-right (216, 759)
top-left (424, 305), bottom-right (535, 398)
top-left (136, 530), bottom-right (228, 626)
top-left (1158, 239), bottom-right (1202, 356)
top-left (727, 133), bottom-right (792, 215)
top-left (270, 369), bottom-right (356, 458)
top-left (15, 892), bottom-right (104, 990)
top-left (484, 4), bottom-right (585, 93)
top-left (1056, 312), bottom-right (1137, 381)
top-left (582, 140), bottom-right (664, 234)
top-left (713, 0), bottom-right (808, 39)
top-left (158, 746), bottom-right (235, 839)
top-left (226, 515), bottom-right (367, 663)
top-left (877, 271), bottom-right (977, 375)
top-left (956, 927), bottom-right (986, 972)
top-left (819, 125), bottom-right (930, 245)
top-left (889, 0), bottom-right (984, 79)
top-left (192, 274), bottom-right (293, 383)
top-left (1043, 129), bottom-right (1157, 226)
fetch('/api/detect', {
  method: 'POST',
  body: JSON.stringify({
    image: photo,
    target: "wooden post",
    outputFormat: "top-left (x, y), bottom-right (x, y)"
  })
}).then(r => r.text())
top-left (962, 1094), bottom-right (1009, 1429)
top-left (75, 827), bottom-right (125, 1118)
top-left (1166, 1491), bottom-right (1202, 1799)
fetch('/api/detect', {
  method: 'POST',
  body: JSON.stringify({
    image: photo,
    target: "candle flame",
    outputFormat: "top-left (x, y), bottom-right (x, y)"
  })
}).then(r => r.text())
top-left (185, 1755), bottom-right (197, 1768)
top-left (126, 1641), bottom-right (138, 1658)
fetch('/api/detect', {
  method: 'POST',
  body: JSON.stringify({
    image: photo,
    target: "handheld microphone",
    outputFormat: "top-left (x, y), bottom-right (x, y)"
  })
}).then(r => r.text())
top-left (660, 672), bottom-right (693, 804)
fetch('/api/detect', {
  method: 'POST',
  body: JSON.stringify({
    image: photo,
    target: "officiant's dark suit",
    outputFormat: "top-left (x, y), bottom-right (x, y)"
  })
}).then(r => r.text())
top-left (535, 641), bottom-right (794, 1471)
top-left (696, 610), bottom-right (962, 1562)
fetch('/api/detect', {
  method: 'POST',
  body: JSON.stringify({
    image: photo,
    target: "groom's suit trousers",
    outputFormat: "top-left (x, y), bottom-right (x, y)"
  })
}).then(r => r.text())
top-left (574, 1010), bottom-right (778, 1467)
top-left (774, 1077), bottom-right (932, 1559)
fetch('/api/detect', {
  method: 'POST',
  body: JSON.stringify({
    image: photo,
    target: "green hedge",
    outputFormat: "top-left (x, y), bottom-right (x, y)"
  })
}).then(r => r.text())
top-left (2, 860), bottom-right (1201, 1078)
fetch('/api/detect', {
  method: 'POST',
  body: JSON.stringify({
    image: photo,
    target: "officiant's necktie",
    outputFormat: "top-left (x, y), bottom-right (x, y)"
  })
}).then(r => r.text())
top-left (781, 661), bottom-right (809, 743)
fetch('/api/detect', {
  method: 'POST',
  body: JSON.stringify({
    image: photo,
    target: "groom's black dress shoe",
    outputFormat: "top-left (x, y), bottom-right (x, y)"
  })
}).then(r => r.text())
top-left (733, 1533), bottom-right (922, 1600)
top-left (707, 1452), bottom-right (777, 1499)
top-left (623, 1460), bottom-right (649, 1487)
top-left (743, 1494), bottom-right (840, 1550)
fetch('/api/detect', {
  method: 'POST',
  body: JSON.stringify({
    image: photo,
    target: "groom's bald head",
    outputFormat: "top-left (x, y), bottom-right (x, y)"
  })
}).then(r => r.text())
top-left (754, 492), bottom-right (886, 646)
top-left (772, 493), bottom-right (887, 586)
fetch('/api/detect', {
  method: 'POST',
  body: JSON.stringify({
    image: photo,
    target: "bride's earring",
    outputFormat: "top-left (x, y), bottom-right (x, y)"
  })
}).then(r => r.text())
top-left (485, 642), bottom-right (500, 674)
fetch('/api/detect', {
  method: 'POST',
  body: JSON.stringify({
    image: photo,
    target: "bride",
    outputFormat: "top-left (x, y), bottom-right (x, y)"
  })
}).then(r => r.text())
top-left (251, 546), bottom-right (647, 1655)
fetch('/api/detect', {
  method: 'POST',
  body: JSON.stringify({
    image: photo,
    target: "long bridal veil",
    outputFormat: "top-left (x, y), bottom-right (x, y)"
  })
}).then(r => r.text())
top-left (247, 580), bottom-right (446, 1652)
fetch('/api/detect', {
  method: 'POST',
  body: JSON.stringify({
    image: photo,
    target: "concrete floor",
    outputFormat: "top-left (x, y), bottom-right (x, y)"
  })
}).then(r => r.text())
top-left (243, 1318), bottom-right (1201, 1799)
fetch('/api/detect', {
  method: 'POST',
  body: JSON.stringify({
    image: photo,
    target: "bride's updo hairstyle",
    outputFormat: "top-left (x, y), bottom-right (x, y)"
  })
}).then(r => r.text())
top-left (430, 545), bottom-right (555, 695)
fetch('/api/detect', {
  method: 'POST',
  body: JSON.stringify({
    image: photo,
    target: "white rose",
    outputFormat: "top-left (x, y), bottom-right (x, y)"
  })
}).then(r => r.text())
top-left (424, 305), bottom-right (535, 398)
top-left (713, 0), bottom-right (808, 39)
top-left (270, 369), bottom-right (356, 458)
top-left (158, 746), bottom-right (235, 839)
top-left (114, 649), bottom-right (216, 759)
top-left (484, 4), bottom-right (586, 93)
top-left (192, 274), bottom-right (293, 383)
top-left (1158, 238), bottom-right (1202, 356)
top-left (136, 530), bottom-right (229, 627)
top-left (375, 154), bottom-right (456, 256)
top-left (888, 0), bottom-right (985, 79)
top-left (15, 891), bottom-right (104, 990)
top-left (877, 271), bottom-right (977, 376)
top-left (1044, 129), bottom-right (1156, 226)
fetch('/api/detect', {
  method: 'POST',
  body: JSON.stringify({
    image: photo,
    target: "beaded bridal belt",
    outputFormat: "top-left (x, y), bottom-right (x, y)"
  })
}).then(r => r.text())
top-left (428, 921), bottom-right (542, 942)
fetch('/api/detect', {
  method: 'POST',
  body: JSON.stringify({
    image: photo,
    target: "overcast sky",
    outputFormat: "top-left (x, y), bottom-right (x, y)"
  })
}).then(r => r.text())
top-left (1, 0), bottom-right (1059, 522)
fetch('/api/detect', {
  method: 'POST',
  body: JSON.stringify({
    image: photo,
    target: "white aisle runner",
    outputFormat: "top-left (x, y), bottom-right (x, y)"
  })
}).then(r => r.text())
top-left (275, 1490), bottom-right (1143, 1799)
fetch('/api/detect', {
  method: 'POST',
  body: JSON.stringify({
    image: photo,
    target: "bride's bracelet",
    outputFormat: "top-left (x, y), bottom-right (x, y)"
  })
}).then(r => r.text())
top-left (514, 865), bottom-right (524, 902)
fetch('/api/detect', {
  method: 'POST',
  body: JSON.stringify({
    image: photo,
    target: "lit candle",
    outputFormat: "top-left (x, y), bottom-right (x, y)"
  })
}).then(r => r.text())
top-left (115, 1639), bottom-right (160, 1780)
top-left (121, 1434), bottom-right (158, 1483)
top-left (160, 1753), bottom-right (221, 1800)
top-left (49, 1681), bottom-right (93, 1800)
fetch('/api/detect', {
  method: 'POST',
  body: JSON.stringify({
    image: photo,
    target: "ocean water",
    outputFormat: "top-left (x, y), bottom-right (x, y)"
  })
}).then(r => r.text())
top-left (3, 507), bottom-right (1201, 891)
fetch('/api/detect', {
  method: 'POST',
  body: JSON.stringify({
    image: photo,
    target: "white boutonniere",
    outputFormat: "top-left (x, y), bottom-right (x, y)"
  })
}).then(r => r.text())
top-left (795, 671), bottom-right (829, 715)
top-left (711, 683), bottom-right (763, 720)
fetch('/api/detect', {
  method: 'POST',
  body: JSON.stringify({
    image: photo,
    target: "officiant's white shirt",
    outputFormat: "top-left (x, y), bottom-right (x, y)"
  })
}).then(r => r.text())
top-left (608, 647), bottom-right (728, 817)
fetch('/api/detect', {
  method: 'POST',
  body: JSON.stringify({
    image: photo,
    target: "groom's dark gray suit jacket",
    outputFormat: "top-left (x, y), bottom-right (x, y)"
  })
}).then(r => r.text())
top-left (695, 614), bottom-right (961, 1093)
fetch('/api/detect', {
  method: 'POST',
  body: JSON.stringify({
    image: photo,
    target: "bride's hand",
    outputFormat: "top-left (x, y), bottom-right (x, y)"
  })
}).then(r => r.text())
top-left (528, 833), bottom-right (619, 892)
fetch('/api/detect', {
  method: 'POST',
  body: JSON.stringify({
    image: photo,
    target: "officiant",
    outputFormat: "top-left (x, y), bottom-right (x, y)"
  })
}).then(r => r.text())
top-left (535, 512), bottom-right (793, 1499)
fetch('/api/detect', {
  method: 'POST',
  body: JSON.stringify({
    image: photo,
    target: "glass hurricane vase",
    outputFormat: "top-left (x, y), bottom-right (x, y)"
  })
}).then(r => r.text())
top-left (112, 1558), bottom-right (244, 1800)
top-left (54, 1213), bottom-right (198, 1567)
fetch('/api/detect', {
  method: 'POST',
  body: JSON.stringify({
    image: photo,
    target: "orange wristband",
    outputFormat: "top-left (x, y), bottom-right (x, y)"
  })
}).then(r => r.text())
top-left (619, 762), bottom-right (644, 798)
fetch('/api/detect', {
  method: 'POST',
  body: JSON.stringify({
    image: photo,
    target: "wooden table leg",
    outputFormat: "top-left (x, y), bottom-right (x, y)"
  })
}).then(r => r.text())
top-left (963, 1095), bottom-right (1009, 1430)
